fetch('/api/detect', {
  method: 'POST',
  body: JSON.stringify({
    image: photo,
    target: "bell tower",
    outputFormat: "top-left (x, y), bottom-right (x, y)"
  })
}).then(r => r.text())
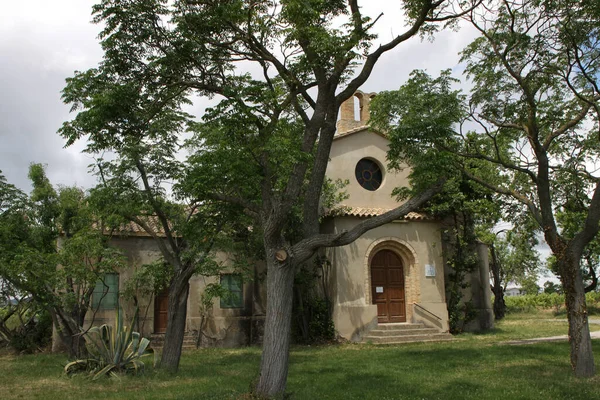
top-left (336, 90), bottom-right (377, 134)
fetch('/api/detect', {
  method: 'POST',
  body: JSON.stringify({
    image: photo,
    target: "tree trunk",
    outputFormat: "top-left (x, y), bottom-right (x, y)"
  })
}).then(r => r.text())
top-left (489, 244), bottom-right (506, 320)
top-left (255, 252), bottom-right (296, 398)
top-left (560, 252), bottom-right (596, 377)
top-left (159, 280), bottom-right (190, 372)
top-left (51, 308), bottom-right (87, 359)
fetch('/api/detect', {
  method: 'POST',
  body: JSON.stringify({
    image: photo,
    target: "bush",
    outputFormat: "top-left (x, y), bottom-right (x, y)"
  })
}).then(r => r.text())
top-left (586, 291), bottom-right (600, 305)
top-left (6, 308), bottom-right (52, 353)
top-left (65, 308), bottom-right (151, 379)
top-left (504, 292), bottom-right (600, 314)
top-left (505, 294), bottom-right (564, 313)
top-left (292, 258), bottom-right (335, 344)
top-left (307, 298), bottom-right (335, 342)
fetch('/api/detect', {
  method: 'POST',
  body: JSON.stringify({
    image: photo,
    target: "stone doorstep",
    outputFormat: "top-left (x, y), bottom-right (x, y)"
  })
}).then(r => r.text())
top-left (363, 333), bottom-right (454, 344)
top-left (375, 323), bottom-right (426, 330)
top-left (361, 322), bottom-right (454, 345)
top-left (149, 332), bottom-right (198, 349)
top-left (367, 328), bottom-right (440, 336)
top-left (365, 337), bottom-right (455, 346)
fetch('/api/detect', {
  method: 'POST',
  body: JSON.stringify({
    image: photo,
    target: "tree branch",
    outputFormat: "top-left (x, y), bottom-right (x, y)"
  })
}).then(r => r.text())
top-left (463, 170), bottom-right (543, 224)
top-left (291, 177), bottom-right (447, 262)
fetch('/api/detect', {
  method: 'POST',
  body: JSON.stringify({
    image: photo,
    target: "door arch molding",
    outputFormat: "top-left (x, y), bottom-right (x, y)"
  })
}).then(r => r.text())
top-left (364, 238), bottom-right (420, 320)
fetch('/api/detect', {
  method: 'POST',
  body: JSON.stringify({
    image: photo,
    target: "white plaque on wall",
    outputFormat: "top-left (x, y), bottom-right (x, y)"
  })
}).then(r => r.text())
top-left (425, 264), bottom-right (436, 277)
top-left (376, 286), bottom-right (384, 293)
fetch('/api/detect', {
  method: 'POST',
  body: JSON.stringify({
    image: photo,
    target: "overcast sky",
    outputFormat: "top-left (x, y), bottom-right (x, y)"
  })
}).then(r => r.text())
top-left (0, 1), bottom-right (481, 193)
top-left (0, 2), bottom-right (558, 283)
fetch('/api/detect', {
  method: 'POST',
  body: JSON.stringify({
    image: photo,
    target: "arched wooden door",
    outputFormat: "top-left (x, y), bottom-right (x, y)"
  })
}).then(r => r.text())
top-left (154, 288), bottom-right (169, 333)
top-left (371, 250), bottom-right (406, 323)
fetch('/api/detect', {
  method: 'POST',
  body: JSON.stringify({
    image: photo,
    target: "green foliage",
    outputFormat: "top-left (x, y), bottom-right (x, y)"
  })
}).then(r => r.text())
top-left (122, 261), bottom-right (172, 305)
top-left (292, 258), bottom-right (335, 344)
top-left (64, 308), bottom-right (151, 380)
top-left (544, 281), bottom-right (563, 295)
top-left (0, 170), bottom-right (27, 215)
top-left (0, 164), bottom-right (127, 355)
top-left (370, 70), bottom-right (465, 194)
top-left (503, 292), bottom-right (600, 313)
top-left (444, 225), bottom-right (479, 334)
top-left (494, 225), bottom-right (542, 291)
top-left (6, 307), bottom-right (52, 353)
top-left (307, 298), bottom-right (335, 342)
top-left (504, 294), bottom-right (566, 313)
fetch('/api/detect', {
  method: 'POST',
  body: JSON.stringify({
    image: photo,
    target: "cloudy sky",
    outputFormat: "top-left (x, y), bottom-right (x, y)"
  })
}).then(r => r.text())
top-left (1, 1), bottom-right (558, 282)
top-left (0, 1), bottom-right (478, 193)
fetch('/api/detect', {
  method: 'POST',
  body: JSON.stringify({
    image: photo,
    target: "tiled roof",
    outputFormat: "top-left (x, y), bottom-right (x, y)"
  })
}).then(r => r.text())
top-left (94, 216), bottom-right (171, 238)
top-left (327, 206), bottom-right (429, 220)
top-left (333, 126), bottom-right (387, 141)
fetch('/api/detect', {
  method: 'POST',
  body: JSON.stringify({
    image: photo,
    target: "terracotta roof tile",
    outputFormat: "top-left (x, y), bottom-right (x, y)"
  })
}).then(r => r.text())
top-left (327, 206), bottom-right (429, 220)
top-left (94, 216), bottom-right (171, 238)
top-left (333, 126), bottom-right (387, 141)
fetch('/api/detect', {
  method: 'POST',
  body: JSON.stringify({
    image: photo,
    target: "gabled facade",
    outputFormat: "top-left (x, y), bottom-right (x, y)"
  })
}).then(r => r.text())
top-left (323, 91), bottom-right (451, 340)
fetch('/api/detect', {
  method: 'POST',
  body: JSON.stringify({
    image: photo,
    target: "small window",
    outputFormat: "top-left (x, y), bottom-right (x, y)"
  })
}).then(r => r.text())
top-left (220, 274), bottom-right (243, 309)
top-left (355, 158), bottom-right (383, 191)
top-left (92, 273), bottom-right (119, 310)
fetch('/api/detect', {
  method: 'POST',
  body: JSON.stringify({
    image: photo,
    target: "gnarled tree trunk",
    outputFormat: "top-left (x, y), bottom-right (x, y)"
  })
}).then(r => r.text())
top-left (51, 308), bottom-right (87, 359)
top-left (489, 244), bottom-right (506, 320)
top-left (255, 247), bottom-right (296, 398)
top-left (159, 279), bottom-right (190, 372)
top-left (559, 251), bottom-right (596, 377)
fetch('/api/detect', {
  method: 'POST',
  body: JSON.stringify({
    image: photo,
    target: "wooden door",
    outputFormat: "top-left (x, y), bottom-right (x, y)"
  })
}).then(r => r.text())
top-left (371, 250), bottom-right (406, 323)
top-left (154, 288), bottom-right (169, 333)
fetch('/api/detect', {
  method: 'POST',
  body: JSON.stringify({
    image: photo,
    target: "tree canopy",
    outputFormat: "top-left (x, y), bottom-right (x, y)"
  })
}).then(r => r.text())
top-left (0, 165), bottom-right (127, 357)
top-left (370, 0), bottom-right (600, 377)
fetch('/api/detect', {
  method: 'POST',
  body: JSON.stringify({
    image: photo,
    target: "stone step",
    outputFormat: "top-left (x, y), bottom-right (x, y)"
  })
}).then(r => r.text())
top-left (150, 344), bottom-right (198, 351)
top-left (150, 337), bottom-right (197, 343)
top-left (367, 337), bottom-right (455, 346)
top-left (149, 333), bottom-right (198, 349)
top-left (363, 333), bottom-right (453, 344)
top-left (376, 323), bottom-right (425, 330)
top-left (368, 328), bottom-right (440, 337)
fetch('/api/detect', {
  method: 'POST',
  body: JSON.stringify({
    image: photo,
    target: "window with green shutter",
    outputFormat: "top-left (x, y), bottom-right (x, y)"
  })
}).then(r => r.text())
top-left (220, 274), bottom-right (243, 309)
top-left (92, 273), bottom-right (119, 310)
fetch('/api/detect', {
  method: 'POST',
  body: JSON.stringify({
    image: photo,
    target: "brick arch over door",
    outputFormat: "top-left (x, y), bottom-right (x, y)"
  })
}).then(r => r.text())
top-left (364, 238), bottom-right (420, 322)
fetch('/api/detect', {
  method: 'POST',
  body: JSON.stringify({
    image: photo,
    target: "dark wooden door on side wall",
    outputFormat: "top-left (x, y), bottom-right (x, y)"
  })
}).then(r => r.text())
top-left (154, 288), bottom-right (169, 333)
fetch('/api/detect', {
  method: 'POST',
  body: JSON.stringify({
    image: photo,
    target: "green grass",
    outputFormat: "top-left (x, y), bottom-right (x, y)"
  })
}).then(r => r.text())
top-left (1, 314), bottom-right (600, 399)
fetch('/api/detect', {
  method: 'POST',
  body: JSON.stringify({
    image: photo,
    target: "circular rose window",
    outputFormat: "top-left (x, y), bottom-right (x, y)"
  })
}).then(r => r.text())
top-left (355, 158), bottom-right (382, 191)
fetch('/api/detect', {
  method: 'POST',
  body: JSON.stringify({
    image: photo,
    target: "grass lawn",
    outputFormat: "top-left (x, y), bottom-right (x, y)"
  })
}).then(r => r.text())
top-left (1, 313), bottom-right (600, 399)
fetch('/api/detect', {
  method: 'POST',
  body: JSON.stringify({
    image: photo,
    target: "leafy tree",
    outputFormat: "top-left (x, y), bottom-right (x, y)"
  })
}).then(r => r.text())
top-left (0, 165), bottom-right (126, 357)
top-left (63, 0), bottom-right (480, 395)
top-left (60, 64), bottom-right (239, 371)
top-left (370, 0), bottom-right (600, 377)
top-left (553, 196), bottom-right (600, 293)
top-left (544, 280), bottom-right (563, 295)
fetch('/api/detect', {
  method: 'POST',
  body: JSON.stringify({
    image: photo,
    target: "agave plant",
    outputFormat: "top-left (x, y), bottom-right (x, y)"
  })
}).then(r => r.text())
top-left (65, 308), bottom-right (151, 379)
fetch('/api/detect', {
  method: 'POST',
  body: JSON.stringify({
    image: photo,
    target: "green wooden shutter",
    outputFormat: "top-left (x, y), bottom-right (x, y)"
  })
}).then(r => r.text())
top-left (220, 274), bottom-right (243, 308)
top-left (92, 273), bottom-right (119, 310)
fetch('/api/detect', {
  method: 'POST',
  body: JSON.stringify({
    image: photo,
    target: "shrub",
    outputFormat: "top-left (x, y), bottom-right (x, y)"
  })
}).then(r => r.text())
top-left (64, 308), bottom-right (151, 379)
top-left (4, 307), bottom-right (52, 353)
top-left (504, 293), bottom-right (566, 313)
top-left (504, 292), bottom-right (600, 314)
top-left (292, 258), bottom-right (335, 344)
